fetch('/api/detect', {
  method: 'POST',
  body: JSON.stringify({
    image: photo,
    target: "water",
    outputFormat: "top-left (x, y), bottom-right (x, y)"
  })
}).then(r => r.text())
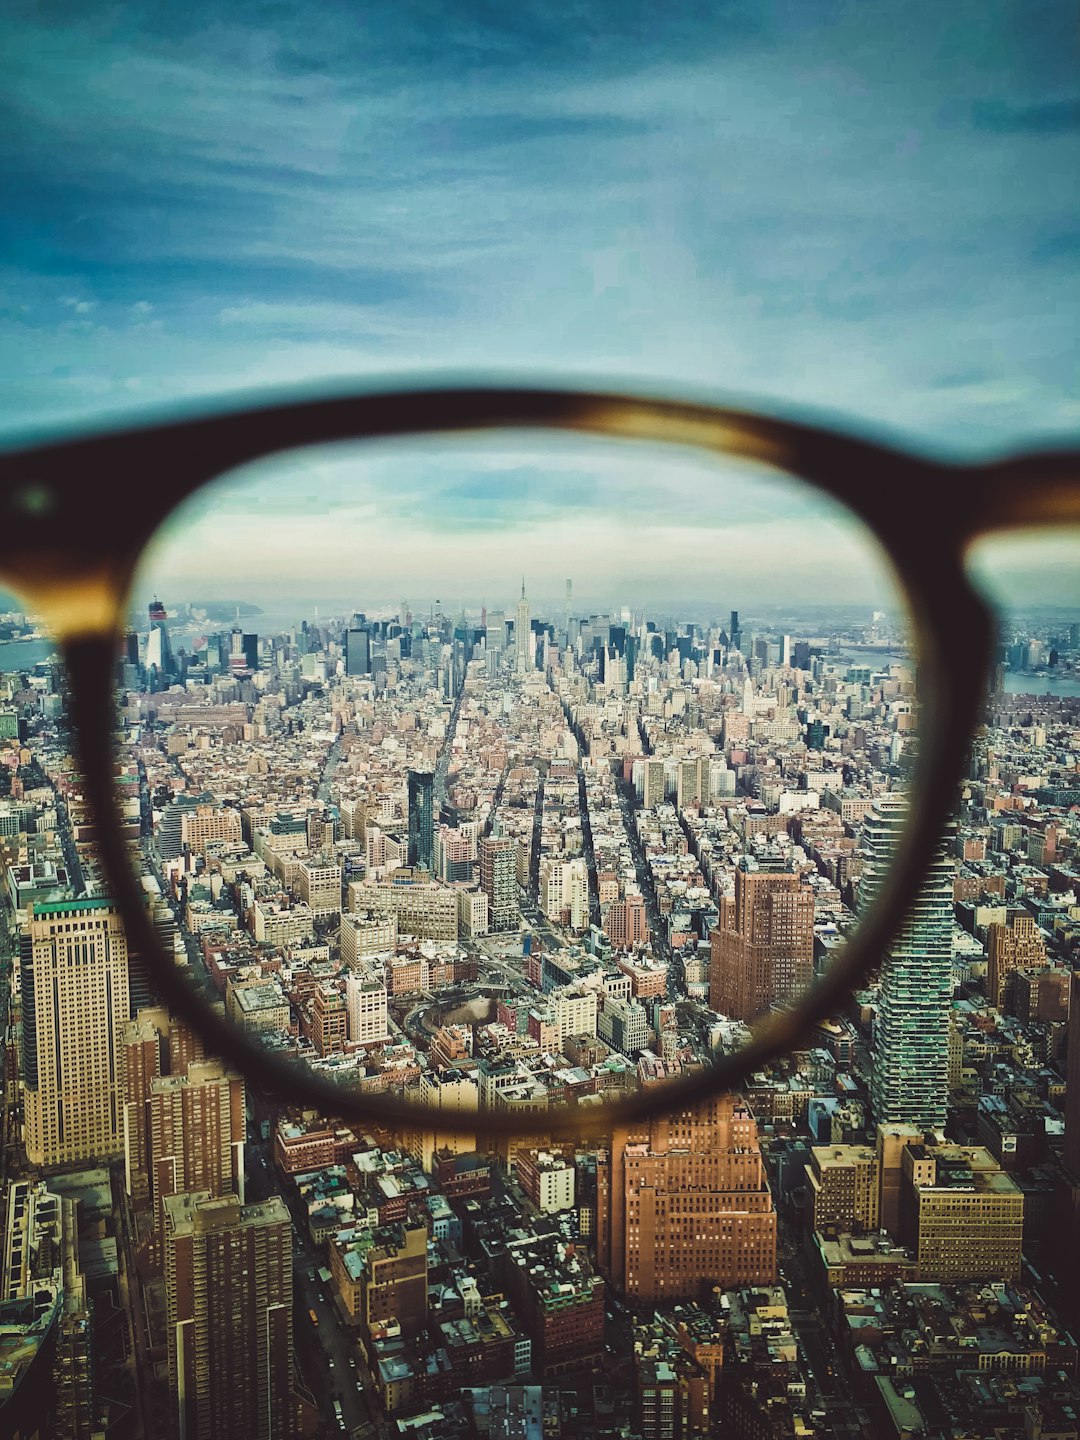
top-left (1002, 671), bottom-right (1080, 698)
top-left (0, 637), bottom-right (59, 672)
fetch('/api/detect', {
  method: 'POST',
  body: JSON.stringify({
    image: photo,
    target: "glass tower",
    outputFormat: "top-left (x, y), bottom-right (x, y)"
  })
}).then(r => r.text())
top-left (407, 769), bottom-right (434, 872)
top-left (861, 795), bottom-right (954, 1131)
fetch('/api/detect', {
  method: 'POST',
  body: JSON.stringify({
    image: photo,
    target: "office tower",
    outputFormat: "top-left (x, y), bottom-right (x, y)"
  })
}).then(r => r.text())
top-left (1065, 973), bottom-right (1080, 1183)
top-left (986, 911), bottom-right (1047, 1009)
top-left (407, 769), bottom-right (435, 871)
top-left (479, 835), bottom-right (519, 933)
top-left (436, 825), bottom-right (474, 883)
top-left (901, 1144), bottom-right (1023, 1282)
top-left (297, 854), bottom-right (342, 918)
top-left (22, 898), bottom-right (130, 1167)
top-left (345, 971), bottom-right (389, 1045)
top-left (805, 718), bottom-right (827, 751)
top-left (145, 597), bottom-right (176, 683)
top-left (164, 1191), bottom-right (292, 1440)
top-left (597, 1097), bottom-right (777, 1301)
top-left (565, 578), bottom-right (572, 635)
top-left (123, 1007), bottom-right (170, 1209)
top-left (311, 983), bottom-right (348, 1056)
top-left (641, 758), bottom-right (666, 809)
top-left (805, 1144), bottom-right (880, 1237)
top-left (863, 796), bottom-right (954, 1131)
top-left (228, 625), bottom-right (246, 674)
top-left (708, 859), bottom-right (814, 1022)
top-left (486, 609), bottom-right (505, 674)
top-left (148, 1059), bottom-right (246, 1253)
top-left (241, 632), bottom-right (259, 670)
top-left (604, 895), bottom-right (648, 951)
top-left (346, 626), bottom-right (371, 676)
top-left (516, 580), bottom-right (532, 674)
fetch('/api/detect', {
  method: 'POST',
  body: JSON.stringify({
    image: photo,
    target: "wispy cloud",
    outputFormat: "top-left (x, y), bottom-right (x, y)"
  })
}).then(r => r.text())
top-left (0, 0), bottom-right (1077, 472)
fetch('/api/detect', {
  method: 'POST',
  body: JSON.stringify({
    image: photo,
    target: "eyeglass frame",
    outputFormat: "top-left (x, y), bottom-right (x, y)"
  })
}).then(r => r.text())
top-left (1, 381), bottom-right (1077, 1137)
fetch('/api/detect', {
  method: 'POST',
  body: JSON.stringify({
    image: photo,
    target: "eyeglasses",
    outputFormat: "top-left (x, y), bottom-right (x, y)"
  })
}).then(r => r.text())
top-left (1, 381), bottom-right (1077, 1137)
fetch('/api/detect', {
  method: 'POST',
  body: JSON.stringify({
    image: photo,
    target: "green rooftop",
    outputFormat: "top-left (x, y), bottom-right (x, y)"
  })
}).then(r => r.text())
top-left (33, 898), bottom-right (114, 916)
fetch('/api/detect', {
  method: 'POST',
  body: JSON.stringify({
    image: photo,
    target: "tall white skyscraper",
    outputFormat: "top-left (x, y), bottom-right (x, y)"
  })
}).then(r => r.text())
top-left (861, 796), bottom-right (954, 1131)
top-left (516, 580), bottom-right (532, 674)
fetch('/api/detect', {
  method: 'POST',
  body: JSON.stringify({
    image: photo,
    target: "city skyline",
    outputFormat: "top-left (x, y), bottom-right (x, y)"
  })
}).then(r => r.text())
top-left (2, 5), bottom-right (1079, 1434)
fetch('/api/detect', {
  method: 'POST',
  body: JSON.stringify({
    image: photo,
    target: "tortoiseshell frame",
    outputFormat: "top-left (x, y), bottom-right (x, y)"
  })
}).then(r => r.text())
top-left (1, 383), bottom-right (1077, 1138)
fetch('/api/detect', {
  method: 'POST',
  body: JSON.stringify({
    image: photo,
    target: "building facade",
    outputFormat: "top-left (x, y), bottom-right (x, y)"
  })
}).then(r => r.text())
top-left (479, 835), bottom-right (519, 933)
top-left (597, 1098), bottom-right (777, 1302)
top-left (164, 1191), bottom-right (292, 1440)
top-left (863, 797), bottom-right (954, 1131)
top-left (22, 898), bottom-right (130, 1167)
top-left (708, 859), bottom-right (814, 1022)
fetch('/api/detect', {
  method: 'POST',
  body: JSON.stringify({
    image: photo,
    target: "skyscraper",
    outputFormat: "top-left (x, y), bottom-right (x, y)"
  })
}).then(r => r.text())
top-left (485, 609), bottom-right (505, 675)
top-left (407, 768), bottom-right (435, 871)
top-left (863, 796), bottom-right (954, 1131)
top-left (709, 859), bottom-right (814, 1022)
top-left (516, 580), bottom-right (532, 675)
top-left (346, 626), bottom-right (371, 676)
top-left (148, 1059), bottom-right (246, 1260)
top-left (164, 1191), bottom-right (292, 1440)
top-left (479, 834), bottom-right (519, 933)
top-left (22, 898), bottom-right (130, 1167)
top-left (986, 911), bottom-right (1047, 1010)
top-left (597, 1097), bottom-right (777, 1301)
top-left (145, 597), bottom-right (176, 684)
top-left (1064, 972), bottom-right (1080, 1184)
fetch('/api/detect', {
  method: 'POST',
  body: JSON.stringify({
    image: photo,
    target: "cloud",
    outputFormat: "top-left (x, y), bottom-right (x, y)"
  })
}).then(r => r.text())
top-left (0, 0), bottom-right (1077, 471)
top-left (971, 98), bottom-right (1080, 134)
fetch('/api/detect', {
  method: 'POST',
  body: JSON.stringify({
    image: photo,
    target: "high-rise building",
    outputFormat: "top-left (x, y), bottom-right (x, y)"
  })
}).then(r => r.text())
top-left (986, 910), bottom-right (1047, 1009)
top-left (22, 898), bottom-right (130, 1167)
top-left (123, 1008), bottom-right (168, 1209)
top-left (311, 982), bottom-right (348, 1055)
top-left (539, 857), bottom-right (589, 930)
top-left (346, 626), bottom-right (371, 676)
top-left (345, 971), bottom-right (389, 1045)
top-left (163, 1191), bottom-right (292, 1440)
top-left (436, 825), bottom-right (474, 883)
top-left (145, 597), bottom-right (176, 683)
top-left (1064, 973), bottom-right (1080, 1184)
top-left (862, 796), bottom-right (954, 1131)
top-left (901, 1144), bottom-right (1023, 1282)
top-left (516, 580), bottom-right (532, 675)
top-left (479, 835), bottom-right (519, 933)
top-left (604, 895), bottom-right (649, 951)
top-left (597, 1098), bottom-right (777, 1301)
top-left (804, 1144), bottom-right (880, 1238)
top-left (407, 769), bottom-right (435, 871)
top-left (485, 609), bottom-right (505, 674)
top-left (148, 1059), bottom-right (246, 1255)
top-left (708, 859), bottom-right (814, 1022)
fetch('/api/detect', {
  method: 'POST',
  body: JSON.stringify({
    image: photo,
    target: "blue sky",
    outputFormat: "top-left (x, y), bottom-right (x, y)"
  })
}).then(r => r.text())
top-left (3, 2), bottom-right (1079, 609)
